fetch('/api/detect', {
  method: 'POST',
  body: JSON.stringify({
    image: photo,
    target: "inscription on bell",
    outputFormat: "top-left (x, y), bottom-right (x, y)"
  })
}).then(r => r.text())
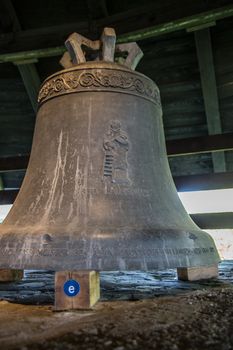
top-left (0, 246), bottom-right (216, 258)
top-left (103, 120), bottom-right (130, 184)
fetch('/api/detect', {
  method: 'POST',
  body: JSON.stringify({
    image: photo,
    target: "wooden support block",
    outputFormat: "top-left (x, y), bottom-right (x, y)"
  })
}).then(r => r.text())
top-left (177, 265), bottom-right (218, 281)
top-left (54, 271), bottom-right (100, 311)
top-left (0, 269), bottom-right (24, 282)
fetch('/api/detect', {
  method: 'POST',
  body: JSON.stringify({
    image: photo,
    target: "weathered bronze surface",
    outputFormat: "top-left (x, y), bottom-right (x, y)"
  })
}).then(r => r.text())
top-left (0, 29), bottom-right (219, 270)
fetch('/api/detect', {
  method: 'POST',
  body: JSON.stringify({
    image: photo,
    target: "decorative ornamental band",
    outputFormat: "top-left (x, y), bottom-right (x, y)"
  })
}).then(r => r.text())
top-left (38, 68), bottom-right (161, 106)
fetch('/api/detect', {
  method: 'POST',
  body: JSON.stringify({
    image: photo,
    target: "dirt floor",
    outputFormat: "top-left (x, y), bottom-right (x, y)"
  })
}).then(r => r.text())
top-left (1, 261), bottom-right (233, 350)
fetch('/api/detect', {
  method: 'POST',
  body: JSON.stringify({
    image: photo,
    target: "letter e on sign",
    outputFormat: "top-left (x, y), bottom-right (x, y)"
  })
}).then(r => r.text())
top-left (63, 279), bottom-right (80, 297)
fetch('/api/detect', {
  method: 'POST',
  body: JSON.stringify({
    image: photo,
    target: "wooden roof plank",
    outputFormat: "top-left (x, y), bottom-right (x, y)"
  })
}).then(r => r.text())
top-left (0, 4), bottom-right (233, 62)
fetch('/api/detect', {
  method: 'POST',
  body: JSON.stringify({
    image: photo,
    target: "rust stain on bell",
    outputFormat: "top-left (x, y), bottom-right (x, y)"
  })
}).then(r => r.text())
top-left (0, 28), bottom-right (220, 270)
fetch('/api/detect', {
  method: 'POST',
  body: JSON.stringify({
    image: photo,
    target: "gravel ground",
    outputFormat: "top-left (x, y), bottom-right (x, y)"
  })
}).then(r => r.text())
top-left (0, 261), bottom-right (233, 350)
top-left (22, 288), bottom-right (233, 350)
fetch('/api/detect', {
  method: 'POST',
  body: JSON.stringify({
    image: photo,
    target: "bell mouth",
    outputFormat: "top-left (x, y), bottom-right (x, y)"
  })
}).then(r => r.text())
top-left (0, 225), bottom-right (220, 271)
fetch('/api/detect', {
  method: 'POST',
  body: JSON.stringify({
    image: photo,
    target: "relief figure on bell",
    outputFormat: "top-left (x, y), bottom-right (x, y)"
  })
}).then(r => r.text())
top-left (103, 120), bottom-right (130, 184)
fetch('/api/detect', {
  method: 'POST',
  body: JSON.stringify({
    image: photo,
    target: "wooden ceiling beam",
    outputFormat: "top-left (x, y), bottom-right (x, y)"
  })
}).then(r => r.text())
top-left (117, 4), bottom-right (233, 43)
top-left (1, 132), bottom-right (233, 173)
top-left (0, 46), bottom-right (66, 63)
top-left (1, 171), bottom-right (233, 194)
top-left (0, 4), bottom-right (233, 63)
top-left (1, 189), bottom-right (232, 229)
top-left (166, 132), bottom-right (233, 157)
top-left (190, 213), bottom-right (233, 229)
top-left (2, 0), bottom-right (41, 112)
top-left (0, 189), bottom-right (18, 205)
top-left (174, 172), bottom-right (233, 192)
top-left (0, 155), bottom-right (29, 172)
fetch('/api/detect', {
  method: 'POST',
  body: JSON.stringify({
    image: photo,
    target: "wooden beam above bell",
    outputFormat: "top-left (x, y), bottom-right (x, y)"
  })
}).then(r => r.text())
top-left (1, 171), bottom-right (233, 206)
top-left (1, 188), bottom-right (232, 229)
top-left (1, 133), bottom-right (233, 173)
top-left (0, 4), bottom-right (233, 63)
top-left (166, 133), bottom-right (233, 157)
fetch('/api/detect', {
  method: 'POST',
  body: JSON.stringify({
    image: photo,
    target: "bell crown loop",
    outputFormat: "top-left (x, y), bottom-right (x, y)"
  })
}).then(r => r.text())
top-left (60, 28), bottom-right (143, 70)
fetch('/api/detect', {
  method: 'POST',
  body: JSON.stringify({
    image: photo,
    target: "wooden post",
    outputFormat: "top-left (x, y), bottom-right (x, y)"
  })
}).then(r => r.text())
top-left (194, 28), bottom-right (226, 173)
top-left (177, 265), bottom-right (218, 281)
top-left (15, 62), bottom-right (41, 113)
top-left (0, 269), bottom-right (24, 282)
top-left (54, 271), bottom-right (100, 311)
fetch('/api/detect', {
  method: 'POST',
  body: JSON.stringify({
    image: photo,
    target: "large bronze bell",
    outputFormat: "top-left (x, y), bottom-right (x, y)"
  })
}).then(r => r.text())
top-left (0, 28), bottom-right (219, 271)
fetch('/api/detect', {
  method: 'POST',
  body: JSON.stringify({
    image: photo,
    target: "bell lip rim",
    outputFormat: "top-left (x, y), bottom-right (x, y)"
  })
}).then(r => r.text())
top-left (39, 61), bottom-right (157, 88)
